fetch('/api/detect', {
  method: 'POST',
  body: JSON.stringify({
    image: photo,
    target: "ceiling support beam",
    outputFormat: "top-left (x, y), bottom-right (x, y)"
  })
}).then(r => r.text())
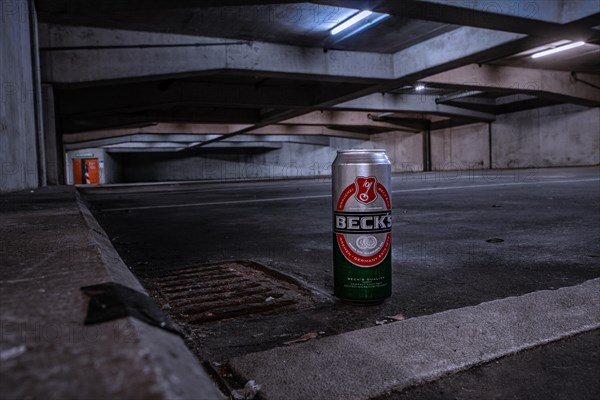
top-left (368, 115), bottom-right (430, 132)
top-left (334, 94), bottom-right (497, 121)
top-left (422, 64), bottom-right (600, 106)
top-left (60, 108), bottom-right (261, 133)
top-left (65, 133), bottom-right (331, 150)
top-left (62, 123), bottom-right (252, 143)
top-left (40, 25), bottom-right (394, 85)
top-left (190, 27), bottom-right (521, 148)
top-left (56, 80), bottom-right (369, 117)
top-left (63, 122), bottom-right (373, 145)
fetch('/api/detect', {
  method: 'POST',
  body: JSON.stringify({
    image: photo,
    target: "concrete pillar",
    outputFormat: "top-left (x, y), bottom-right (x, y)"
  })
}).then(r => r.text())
top-left (0, 0), bottom-right (40, 191)
top-left (488, 122), bottom-right (493, 169)
top-left (42, 84), bottom-right (62, 185)
top-left (422, 122), bottom-right (432, 172)
top-left (29, 0), bottom-right (46, 187)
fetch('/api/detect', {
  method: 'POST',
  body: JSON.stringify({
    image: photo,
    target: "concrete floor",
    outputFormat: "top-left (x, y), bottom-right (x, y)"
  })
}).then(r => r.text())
top-left (382, 329), bottom-right (600, 400)
top-left (81, 166), bottom-right (600, 396)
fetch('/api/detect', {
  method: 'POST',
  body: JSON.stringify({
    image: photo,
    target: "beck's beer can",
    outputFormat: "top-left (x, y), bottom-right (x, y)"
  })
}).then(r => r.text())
top-left (332, 150), bottom-right (392, 303)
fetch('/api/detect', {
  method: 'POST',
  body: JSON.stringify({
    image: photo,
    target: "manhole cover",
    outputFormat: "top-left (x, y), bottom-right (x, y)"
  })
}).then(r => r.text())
top-left (153, 261), bottom-right (315, 325)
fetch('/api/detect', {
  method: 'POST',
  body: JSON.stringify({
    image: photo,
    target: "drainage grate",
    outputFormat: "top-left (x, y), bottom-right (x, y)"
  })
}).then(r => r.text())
top-left (153, 261), bottom-right (314, 325)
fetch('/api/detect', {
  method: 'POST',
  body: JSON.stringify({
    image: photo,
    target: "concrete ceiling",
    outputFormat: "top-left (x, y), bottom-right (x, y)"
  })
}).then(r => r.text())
top-left (34, 0), bottom-right (600, 153)
top-left (36, 1), bottom-right (457, 53)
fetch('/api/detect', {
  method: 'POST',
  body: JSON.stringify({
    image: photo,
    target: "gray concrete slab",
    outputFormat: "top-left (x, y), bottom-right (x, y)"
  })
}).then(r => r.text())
top-left (0, 187), bottom-right (222, 399)
top-left (380, 329), bottom-right (599, 400)
top-left (229, 278), bottom-right (600, 400)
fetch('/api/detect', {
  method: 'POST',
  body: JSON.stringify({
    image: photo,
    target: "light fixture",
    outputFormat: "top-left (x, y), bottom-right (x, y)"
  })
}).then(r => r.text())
top-left (531, 41), bottom-right (585, 58)
top-left (415, 84), bottom-right (425, 92)
top-left (330, 10), bottom-right (373, 35)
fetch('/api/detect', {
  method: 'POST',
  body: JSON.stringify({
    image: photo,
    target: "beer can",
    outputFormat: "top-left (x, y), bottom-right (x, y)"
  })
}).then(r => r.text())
top-left (332, 150), bottom-right (392, 303)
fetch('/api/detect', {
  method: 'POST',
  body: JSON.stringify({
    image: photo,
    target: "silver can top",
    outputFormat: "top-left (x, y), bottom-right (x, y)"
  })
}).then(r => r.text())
top-left (337, 149), bottom-right (386, 153)
top-left (334, 149), bottom-right (390, 165)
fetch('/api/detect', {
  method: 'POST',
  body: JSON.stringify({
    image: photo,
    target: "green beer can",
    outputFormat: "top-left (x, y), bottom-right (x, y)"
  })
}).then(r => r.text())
top-left (332, 150), bottom-right (392, 303)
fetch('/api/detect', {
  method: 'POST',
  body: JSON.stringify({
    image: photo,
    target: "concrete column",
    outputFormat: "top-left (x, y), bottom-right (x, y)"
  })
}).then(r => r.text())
top-left (0, 0), bottom-right (39, 191)
top-left (42, 84), bottom-right (62, 185)
top-left (29, 0), bottom-right (46, 187)
top-left (422, 122), bottom-right (432, 172)
top-left (488, 122), bottom-right (493, 169)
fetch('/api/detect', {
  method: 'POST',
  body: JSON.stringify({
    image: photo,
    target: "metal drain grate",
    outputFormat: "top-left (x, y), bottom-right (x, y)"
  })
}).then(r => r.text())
top-left (154, 261), bottom-right (314, 324)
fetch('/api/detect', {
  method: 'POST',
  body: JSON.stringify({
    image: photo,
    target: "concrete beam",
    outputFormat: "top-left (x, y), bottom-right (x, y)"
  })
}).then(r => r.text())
top-left (61, 108), bottom-right (261, 133)
top-left (65, 133), bottom-right (330, 150)
top-left (102, 142), bottom-right (187, 149)
top-left (276, 111), bottom-right (405, 131)
top-left (56, 80), bottom-right (366, 118)
top-left (422, 64), bottom-right (600, 106)
top-left (63, 122), bottom-right (369, 146)
top-left (334, 94), bottom-right (497, 121)
top-left (248, 125), bottom-right (371, 140)
top-left (101, 140), bottom-right (282, 152)
top-left (106, 148), bottom-right (185, 153)
top-left (42, 24), bottom-right (525, 87)
top-left (368, 115), bottom-right (430, 132)
top-left (392, 27), bottom-right (524, 79)
top-left (191, 26), bottom-right (522, 147)
top-left (442, 95), bottom-right (562, 116)
top-left (36, 0), bottom-right (302, 14)
top-left (40, 25), bottom-right (394, 85)
top-left (201, 141), bottom-right (282, 150)
top-left (62, 123), bottom-right (251, 143)
top-left (65, 134), bottom-right (205, 150)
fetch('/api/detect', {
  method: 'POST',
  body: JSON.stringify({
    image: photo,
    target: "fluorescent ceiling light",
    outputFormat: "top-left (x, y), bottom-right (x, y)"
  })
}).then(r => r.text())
top-left (531, 41), bottom-right (585, 58)
top-left (331, 10), bottom-right (372, 35)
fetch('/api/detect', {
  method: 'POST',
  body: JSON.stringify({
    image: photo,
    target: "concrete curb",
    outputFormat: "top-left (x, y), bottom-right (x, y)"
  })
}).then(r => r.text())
top-left (74, 191), bottom-right (224, 400)
top-left (230, 278), bottom-right (600, 400)
top-left (76, 191), bottom-right (147, 294)
top-left (0, 187), bottom-right (222, 400)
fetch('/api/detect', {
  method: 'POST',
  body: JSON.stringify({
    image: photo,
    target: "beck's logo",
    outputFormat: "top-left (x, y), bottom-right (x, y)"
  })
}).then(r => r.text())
top-left (355, 177), bottom-right (378, 205)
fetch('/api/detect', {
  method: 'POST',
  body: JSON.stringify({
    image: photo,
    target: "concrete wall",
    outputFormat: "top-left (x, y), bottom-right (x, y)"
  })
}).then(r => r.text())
top-left (60, 103), bottom-right (600, 185)
top-left (0, 0), bottom-right (39, 191)
top-left (366, 104), bottom-right (599, 173)
top-left (118, 137), bottom-right (370, 183)
top-left (492, 104), bottom-right (600, 168)
top-left (65, 148), bottom-right (121, 185)
top-left (431, 123), bottom-right (490, 170)
top-left (371, 131), bottom-right (423, 173)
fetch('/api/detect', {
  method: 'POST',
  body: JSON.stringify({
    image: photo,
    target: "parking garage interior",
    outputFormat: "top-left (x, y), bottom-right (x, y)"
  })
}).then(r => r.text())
top-left (1, 1), bottom-right (599, 399)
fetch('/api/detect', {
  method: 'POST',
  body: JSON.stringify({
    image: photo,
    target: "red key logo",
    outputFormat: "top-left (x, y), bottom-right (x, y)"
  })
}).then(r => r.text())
top-left (354, 176), bottom-right (378, 205)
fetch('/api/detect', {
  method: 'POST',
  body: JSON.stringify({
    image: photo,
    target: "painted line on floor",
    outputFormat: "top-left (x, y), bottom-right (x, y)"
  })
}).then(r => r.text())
top-left (229, 278), bottom-right (600, 400)
top-left (102, 194), bottom-right (331, 212)
top-left (86, 180), bottom-right (331, 197)
top-left (101, 178), bottom-right (599, 212)
top-left (391, 177), bottom-right (599, 194)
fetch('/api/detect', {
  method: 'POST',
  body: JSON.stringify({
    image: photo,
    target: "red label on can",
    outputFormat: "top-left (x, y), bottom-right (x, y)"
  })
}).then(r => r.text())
top-left (335, 176), bottom-right (392, 268)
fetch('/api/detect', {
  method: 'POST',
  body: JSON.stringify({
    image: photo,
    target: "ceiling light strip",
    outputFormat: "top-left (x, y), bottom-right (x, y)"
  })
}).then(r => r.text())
top-left (331, 10), bottom-right (373, 35)
top-left (531, 41), bottom-right (585, 58)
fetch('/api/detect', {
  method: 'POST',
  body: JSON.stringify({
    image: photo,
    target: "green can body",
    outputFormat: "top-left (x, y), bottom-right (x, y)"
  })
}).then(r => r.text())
top-left (332, 150), bottom-right (392, 303)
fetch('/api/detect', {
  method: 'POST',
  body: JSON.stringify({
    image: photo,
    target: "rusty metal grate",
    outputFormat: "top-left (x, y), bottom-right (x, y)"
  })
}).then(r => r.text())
top-left (153, 261), bottom-right (314, 324)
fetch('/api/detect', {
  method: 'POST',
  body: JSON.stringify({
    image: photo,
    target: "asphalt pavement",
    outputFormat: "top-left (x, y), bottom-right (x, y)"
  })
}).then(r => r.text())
top-left (80, 166), bottom-right (600, 399)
